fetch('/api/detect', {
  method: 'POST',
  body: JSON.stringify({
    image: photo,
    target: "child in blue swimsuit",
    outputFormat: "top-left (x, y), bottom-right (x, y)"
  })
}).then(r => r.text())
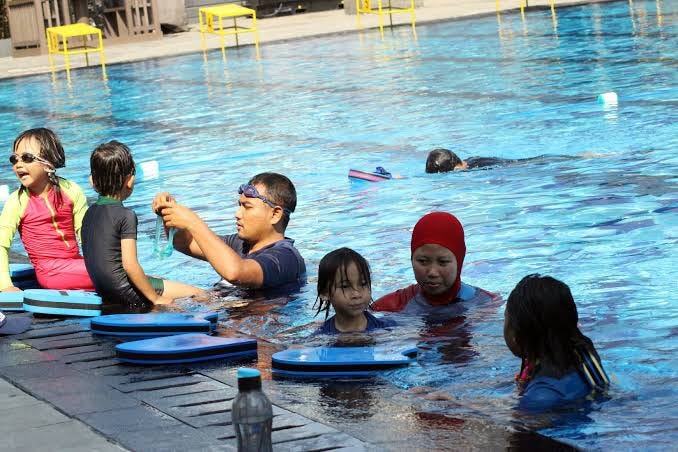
top-left (504, 274), bottom-right (609, 412)
top-left (314, 248), bottom-right (395, 334)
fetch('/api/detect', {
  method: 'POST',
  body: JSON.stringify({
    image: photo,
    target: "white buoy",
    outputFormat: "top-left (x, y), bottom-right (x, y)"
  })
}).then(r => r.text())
top-left (0, 185), bottom-right (9, 202)
top-left (136, 160), bottom-right (159, 181)
top-left (597, 92), bottom-right (618, 106)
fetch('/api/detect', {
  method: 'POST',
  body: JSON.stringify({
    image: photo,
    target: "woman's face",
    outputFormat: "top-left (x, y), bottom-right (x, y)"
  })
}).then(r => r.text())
top-left (411, 244), bottom-right (458, 296)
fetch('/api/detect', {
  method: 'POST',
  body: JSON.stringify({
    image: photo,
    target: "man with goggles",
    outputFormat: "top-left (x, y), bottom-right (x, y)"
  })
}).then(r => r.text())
top-left (152, 172), bottom-right (305, 291)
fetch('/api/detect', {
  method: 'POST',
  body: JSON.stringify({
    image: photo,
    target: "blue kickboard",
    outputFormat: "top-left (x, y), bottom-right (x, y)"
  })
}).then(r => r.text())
top-left (9, 263), bottom-right (35, 280)
top-left (272, 346), bottom-right (417, 378)
top-left (91, 313), bottom-right (218, 337)
top-left (22, 289), bottom-right (102, 317)
top-left (115, 333), bottom-right (257, 364)
top-left (0, 291), bottom-right (24, 311)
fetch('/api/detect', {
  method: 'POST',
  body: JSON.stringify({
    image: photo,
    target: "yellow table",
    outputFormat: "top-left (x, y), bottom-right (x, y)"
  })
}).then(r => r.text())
top-left (199, 4), bottom-right (260, 60)
top-left (356, 0), bottom-right (416, 36)
top-left (46, 23), bottom-right (107, 82)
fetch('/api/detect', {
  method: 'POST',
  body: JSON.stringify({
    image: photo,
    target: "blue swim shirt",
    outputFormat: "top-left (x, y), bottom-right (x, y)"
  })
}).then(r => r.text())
top-left (315, 311), bottom-right (397, 335)
top-left (519, 371), bottom-right (593, 412)
top-left (221, 234), bottom-right (306, 290)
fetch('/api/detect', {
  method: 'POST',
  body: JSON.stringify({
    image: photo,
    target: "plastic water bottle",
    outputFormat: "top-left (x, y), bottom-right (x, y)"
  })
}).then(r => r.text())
top-left (231, 368), bottom-right (273, 452)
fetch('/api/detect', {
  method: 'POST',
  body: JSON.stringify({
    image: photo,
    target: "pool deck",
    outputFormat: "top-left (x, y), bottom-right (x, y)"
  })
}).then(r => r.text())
top-left (0, 313), bottom-right (368, 451)
top-left (0, 0), bottom-right (605, 80)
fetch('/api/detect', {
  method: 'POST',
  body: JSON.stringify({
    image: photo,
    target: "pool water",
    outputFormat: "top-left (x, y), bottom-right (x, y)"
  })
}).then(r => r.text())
top-left (1, 0), bottom-right (676, 448)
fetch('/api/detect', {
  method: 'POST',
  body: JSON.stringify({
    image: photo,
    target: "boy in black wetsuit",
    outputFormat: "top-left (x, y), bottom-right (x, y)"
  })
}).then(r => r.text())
top-left (81, 141), bottom-right (203, 312)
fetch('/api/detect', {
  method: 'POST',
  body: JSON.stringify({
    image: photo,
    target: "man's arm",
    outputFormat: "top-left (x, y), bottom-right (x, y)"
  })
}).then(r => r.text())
top-left (171, 228), bottom-right (206, 260)
top-left (161, 204), bottom-right (265, 287)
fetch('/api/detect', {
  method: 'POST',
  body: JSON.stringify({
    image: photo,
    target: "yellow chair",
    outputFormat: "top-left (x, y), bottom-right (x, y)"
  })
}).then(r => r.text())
top-left (356, 0), bottom-right (416, 36)
top-left (199, 4), bottom-right (260, 60)
top-left (46, 23), bottom-right (107, 82)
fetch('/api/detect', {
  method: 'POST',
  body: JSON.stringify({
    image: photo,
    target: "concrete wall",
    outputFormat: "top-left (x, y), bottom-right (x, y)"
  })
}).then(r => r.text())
top-left (0, 38), bottom-right (10, 58)
top-left (158, 0), bottom-right (188, 28)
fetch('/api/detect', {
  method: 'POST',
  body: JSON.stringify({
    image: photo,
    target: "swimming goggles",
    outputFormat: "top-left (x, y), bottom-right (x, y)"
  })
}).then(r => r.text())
top-left (153, 215), bottom-right (176, 259)
top-left (9, 152), bottom-right (53, 167)
top-left (238, 184), bottom-right (292, 215)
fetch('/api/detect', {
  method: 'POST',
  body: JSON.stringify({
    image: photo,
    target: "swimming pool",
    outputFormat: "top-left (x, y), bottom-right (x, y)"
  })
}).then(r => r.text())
top-left (0, 0), bottom-right (676, 448)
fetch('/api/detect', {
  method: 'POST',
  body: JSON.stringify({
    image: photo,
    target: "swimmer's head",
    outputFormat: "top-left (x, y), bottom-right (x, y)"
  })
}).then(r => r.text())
top-left (410, 212), bottom-right (466, 299)
top-left (90, 141), bottom-right (136, 198)
top-left (315, 247), bottom-right (372, 320)
top-left (13, 128), bottom-right (66, 170)
top-left (505, 275), bottom-right (584, 373)
top-left (425, 148), bottom-right (465, 173)
top-left (246, 172), bottom-right (297, 230)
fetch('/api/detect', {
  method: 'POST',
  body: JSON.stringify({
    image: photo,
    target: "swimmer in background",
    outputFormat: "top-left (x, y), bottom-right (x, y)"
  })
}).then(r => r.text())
top-left (314, 247), bottom-right (396, 334)
top-left (425, 148), bottom-right (598, 173)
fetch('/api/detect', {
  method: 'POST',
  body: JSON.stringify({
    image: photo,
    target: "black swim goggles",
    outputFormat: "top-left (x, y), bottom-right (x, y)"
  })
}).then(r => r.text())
top-left (238, 184), bottom-right (292, 215)
top-left (9, 152), bottom-right (52, 166)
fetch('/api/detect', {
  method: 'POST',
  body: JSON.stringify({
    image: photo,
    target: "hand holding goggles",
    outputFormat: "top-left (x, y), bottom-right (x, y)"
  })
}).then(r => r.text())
top-left (238, 184), bottom-right (292, 215)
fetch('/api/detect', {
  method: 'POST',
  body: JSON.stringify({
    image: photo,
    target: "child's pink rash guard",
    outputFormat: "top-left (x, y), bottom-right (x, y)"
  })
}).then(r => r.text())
top-left (0, 178), bottom-right (94, 291)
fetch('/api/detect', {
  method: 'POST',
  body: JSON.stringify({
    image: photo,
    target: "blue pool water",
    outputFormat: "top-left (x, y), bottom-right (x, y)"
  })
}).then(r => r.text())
top-left (0, 0), bottom-right (676, 448)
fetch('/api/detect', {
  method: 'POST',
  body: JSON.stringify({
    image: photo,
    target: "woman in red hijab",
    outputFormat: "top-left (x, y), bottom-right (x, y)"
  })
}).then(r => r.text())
top-left (371, 212), bottom-right (498, 314)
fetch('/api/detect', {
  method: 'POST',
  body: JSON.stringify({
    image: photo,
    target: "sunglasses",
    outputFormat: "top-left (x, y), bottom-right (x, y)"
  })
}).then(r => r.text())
top-left (9, 153), bottom-right (50, 166)
top-left (238, 184), bottom-right (292, 215)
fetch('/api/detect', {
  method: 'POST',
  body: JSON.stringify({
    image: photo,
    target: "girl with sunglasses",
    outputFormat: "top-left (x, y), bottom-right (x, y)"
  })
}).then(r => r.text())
top-left (0, 128), bottom-right (94, 292)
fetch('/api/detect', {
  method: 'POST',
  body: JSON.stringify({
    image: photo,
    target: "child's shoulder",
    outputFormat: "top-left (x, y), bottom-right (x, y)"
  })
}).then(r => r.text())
top-left (2, 187), bottom-right (29, 212)
top-left (57, 177), bottom-right (85, 197)
top-left (521, 371), bottom-right (590, 411)
top-left (365, 311), bottom-right (397, 329)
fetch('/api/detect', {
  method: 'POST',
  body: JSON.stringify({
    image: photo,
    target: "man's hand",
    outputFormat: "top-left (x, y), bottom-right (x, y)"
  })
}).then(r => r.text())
top-left (160, 204), bottom-right (202, 231)
top-left (152, 192), bottom-right (176, 214)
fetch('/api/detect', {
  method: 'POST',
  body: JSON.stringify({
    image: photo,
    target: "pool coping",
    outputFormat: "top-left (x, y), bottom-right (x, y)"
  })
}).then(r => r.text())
top-left (0, 0), bottom-right (622, 81)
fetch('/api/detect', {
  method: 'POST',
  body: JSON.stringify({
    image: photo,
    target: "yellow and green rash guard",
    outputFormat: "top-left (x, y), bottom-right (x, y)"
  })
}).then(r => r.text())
top-left (0, 178), bottom-right (88, 289)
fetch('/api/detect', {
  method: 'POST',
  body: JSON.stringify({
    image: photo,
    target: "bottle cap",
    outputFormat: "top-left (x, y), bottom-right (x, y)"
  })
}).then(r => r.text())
top-left (237, 367), bottom-right (262, 391)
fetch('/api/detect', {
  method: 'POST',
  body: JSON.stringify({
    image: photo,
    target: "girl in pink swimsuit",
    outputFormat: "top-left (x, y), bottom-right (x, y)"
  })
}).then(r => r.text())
top-left (0, 128), bottom-right (94, 291)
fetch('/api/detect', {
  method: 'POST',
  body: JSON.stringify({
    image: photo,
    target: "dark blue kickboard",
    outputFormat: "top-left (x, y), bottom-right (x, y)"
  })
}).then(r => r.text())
top-left (272, 346), bottom-right (417, 378)
top-left (9, 263), bottom-right (40, 289)
top-left (91, 313), bottom-right (218, 337)
top-left (10, 263), bottom-right (35, 280)
top-left (0, 291), bottom-right (24, 311)
top-left (115, 333), bottom-right (258, 364)
top-left (22, 289), bottom-right (102, 317)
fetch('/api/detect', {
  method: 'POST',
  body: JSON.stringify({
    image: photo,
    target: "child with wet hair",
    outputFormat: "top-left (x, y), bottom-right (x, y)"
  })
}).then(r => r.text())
top-left (314, 247), bottom-right (395, 334)
top-left (0, 128), bottom-right (94, 291)
top-left (82, 141), bottom-right (203, 311)
top-left (505, 274), bottom-right (609, 412)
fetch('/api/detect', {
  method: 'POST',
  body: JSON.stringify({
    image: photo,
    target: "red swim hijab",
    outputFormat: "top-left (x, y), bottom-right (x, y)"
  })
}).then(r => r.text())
top-left (411, 212), bottom-right (466, 301)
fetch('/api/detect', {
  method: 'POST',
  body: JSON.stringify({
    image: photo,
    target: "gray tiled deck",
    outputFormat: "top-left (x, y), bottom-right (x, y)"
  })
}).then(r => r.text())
top-left (0, 313), bottom-right (366, 451)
